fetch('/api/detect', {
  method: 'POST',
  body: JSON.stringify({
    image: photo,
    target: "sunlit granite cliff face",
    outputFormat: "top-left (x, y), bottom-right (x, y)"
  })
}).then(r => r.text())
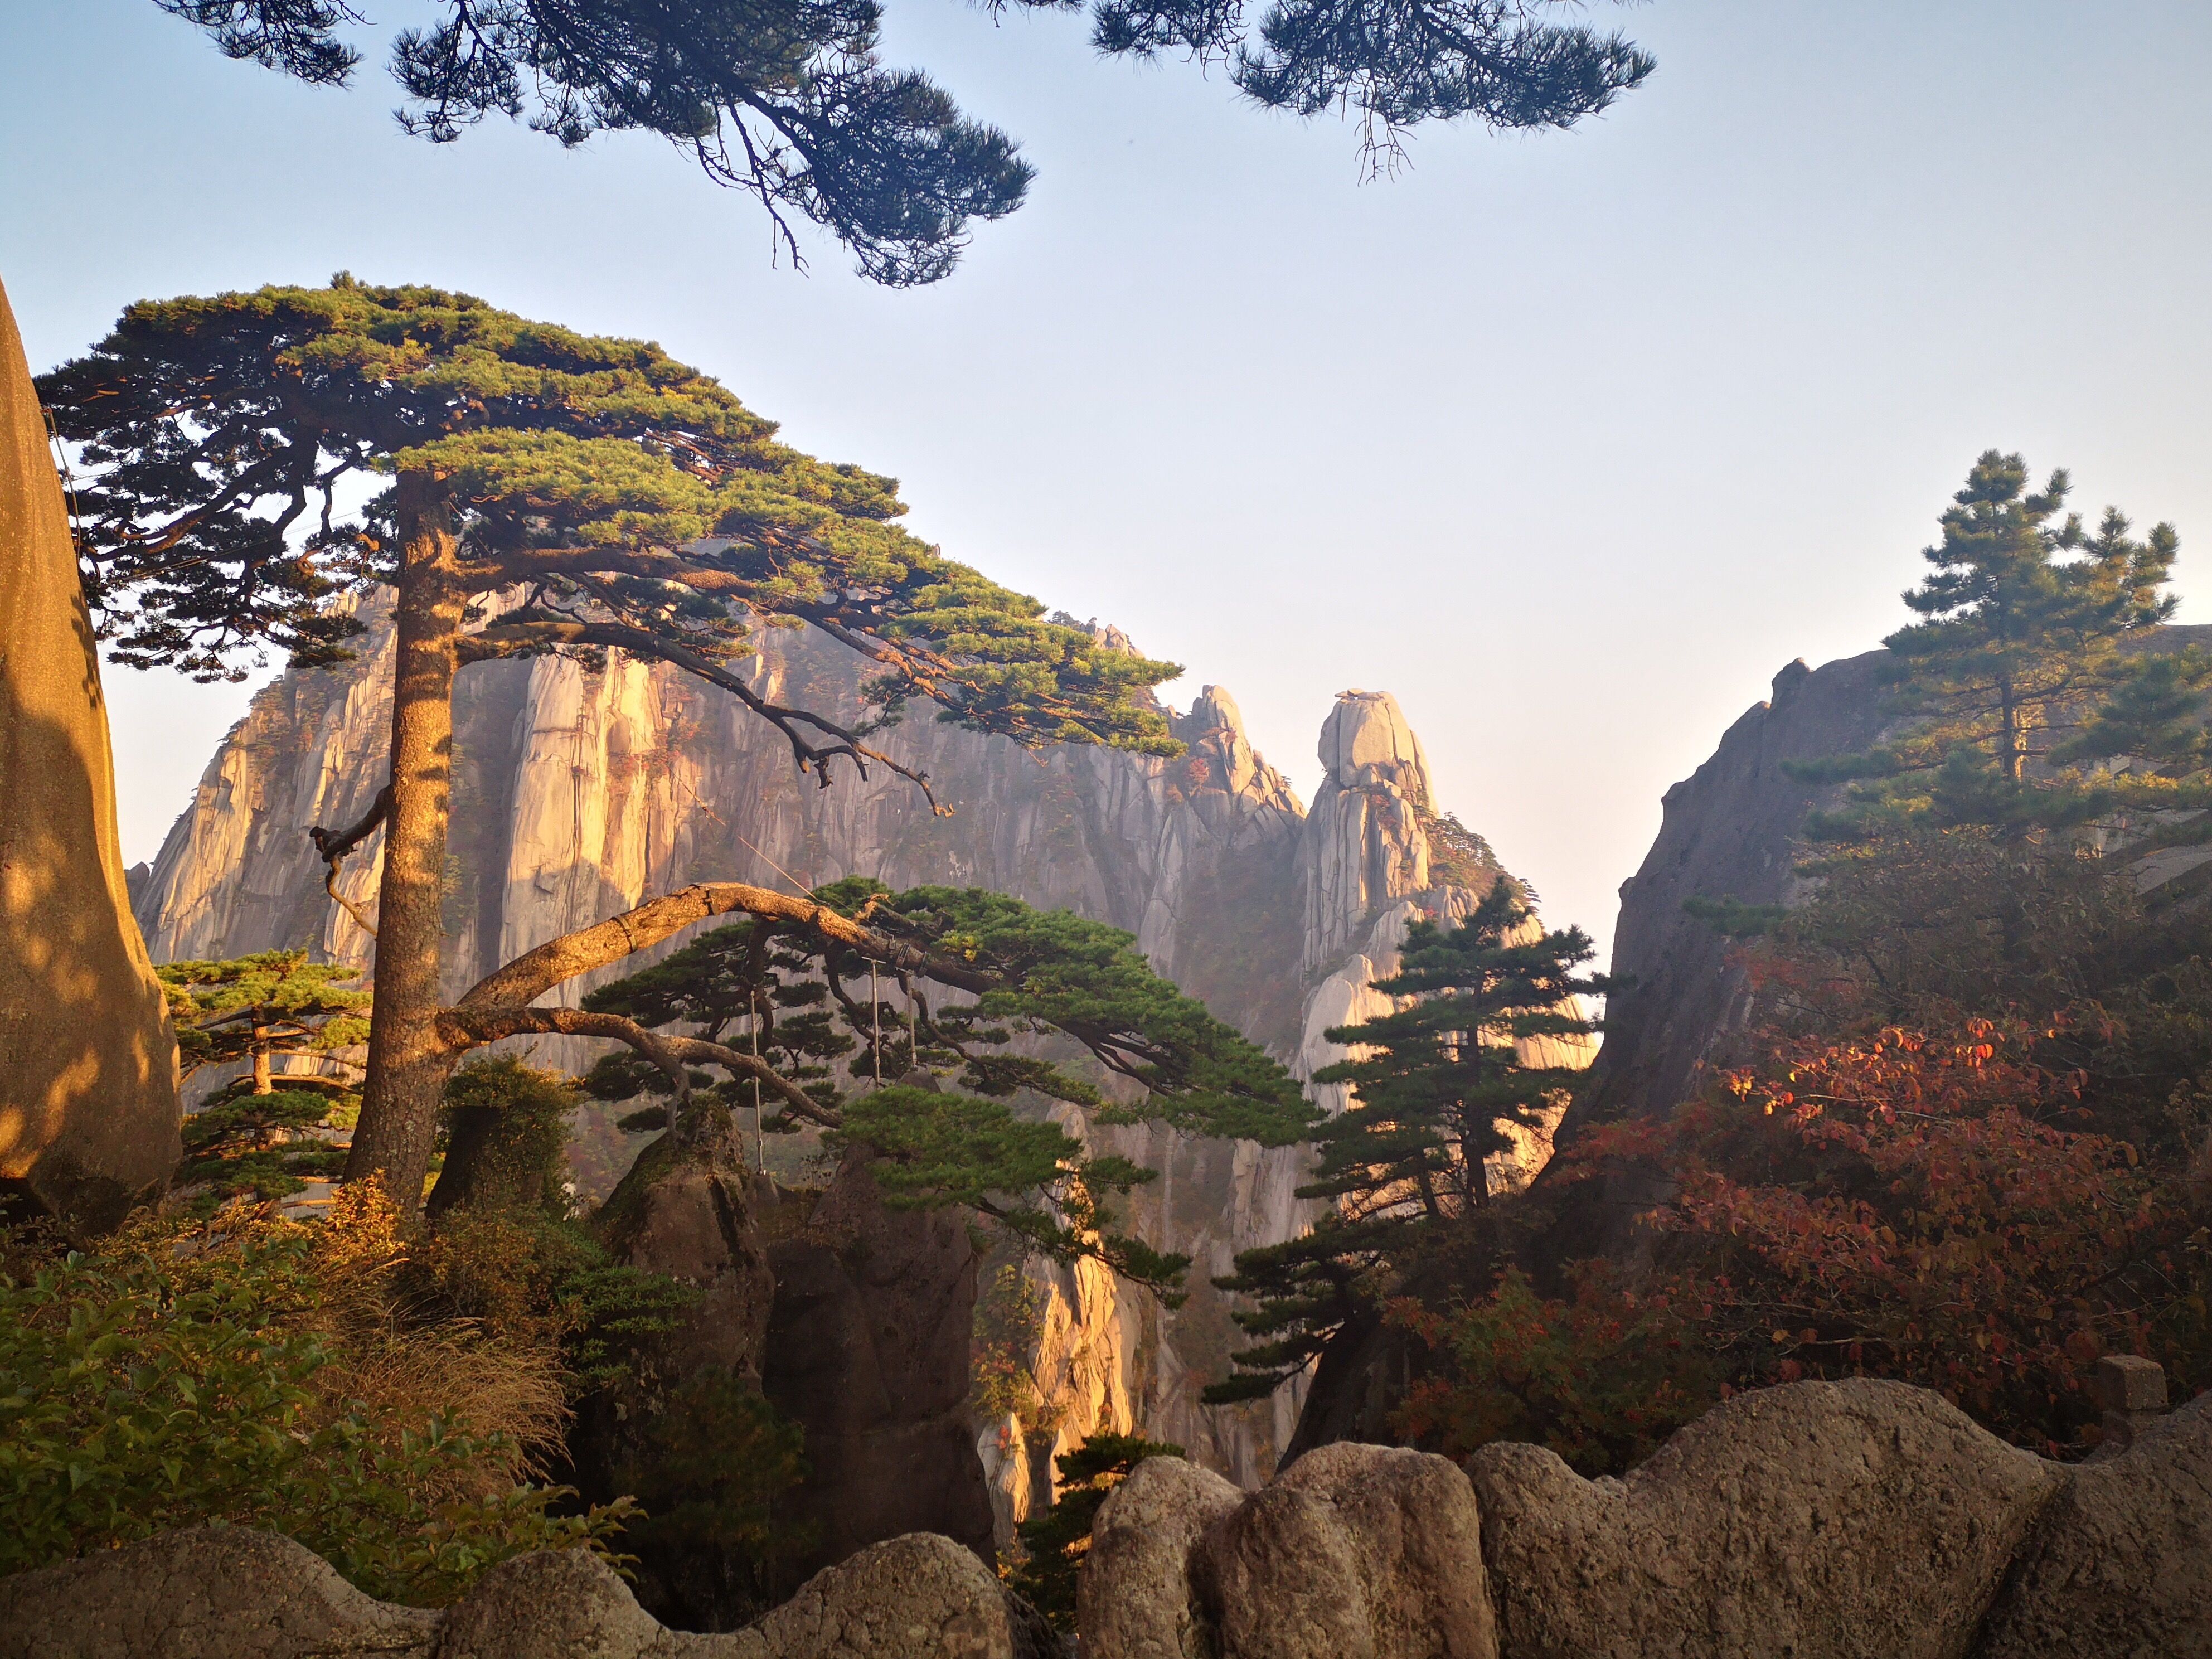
top-left (134, 601), bottom-right (1590, 1500)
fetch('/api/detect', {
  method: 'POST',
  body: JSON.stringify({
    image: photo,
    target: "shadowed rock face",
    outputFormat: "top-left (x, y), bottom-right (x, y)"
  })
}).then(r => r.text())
top-left (1569, 652), bottom-right (1891, 1133)
top-left (0, 278), bottom-right (178, 1234)
top-left (564, 1119), bottom-right (784, 1631)
top-left (1578, 627), bottom-right (2212, 1135)
top-left (762, 1153), bottom-right (998, 1588)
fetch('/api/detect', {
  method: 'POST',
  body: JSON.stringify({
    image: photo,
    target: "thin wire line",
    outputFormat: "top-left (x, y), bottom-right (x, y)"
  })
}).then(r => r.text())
top-left (733, 827), bottom-right (813, 898)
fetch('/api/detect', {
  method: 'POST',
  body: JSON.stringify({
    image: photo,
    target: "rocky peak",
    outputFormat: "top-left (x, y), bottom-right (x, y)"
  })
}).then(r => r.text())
top-left (1298, 691), bottom-right (1437, 976)
top-left (1317, 688), bottom-right (1435, 807)
top-left (1168, 685), bottom-right (1298, 816)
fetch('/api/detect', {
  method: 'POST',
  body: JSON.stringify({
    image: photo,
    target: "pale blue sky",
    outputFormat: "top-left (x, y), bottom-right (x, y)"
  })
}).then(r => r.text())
top-left (5, 1), bottom-right (2209, 959)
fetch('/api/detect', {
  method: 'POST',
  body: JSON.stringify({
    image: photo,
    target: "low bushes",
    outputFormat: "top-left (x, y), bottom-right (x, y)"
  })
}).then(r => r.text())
top-left (0, 1190), bottom-right (628, 1604)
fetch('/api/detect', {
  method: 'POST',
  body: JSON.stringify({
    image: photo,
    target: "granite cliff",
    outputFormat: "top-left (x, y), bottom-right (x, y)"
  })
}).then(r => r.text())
top-left (133, 596), bottom-right (1592, 1500)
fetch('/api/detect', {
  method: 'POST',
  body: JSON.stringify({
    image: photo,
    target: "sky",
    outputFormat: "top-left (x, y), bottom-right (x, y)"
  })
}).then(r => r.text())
top-left (4, 1), bottom-right (2209, 964)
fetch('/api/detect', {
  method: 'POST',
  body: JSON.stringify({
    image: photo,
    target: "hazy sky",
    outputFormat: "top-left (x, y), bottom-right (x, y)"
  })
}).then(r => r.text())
top-left (5, 1), bottom-right (2209, 962)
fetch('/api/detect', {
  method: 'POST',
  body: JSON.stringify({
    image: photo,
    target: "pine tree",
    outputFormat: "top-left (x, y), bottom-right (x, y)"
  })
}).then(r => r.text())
top-left (159, 950), bottom-right (371, 1094)
top-left (153, 1), bottom-right (1652, 284)
top-left (1207, 881), bottom-right (1603, 1399)
top-left (159, 952), bottom-right (371, 1205)
top-left (43, 279), bottom-right (1183, 1211)
top-left (575, 879), bottom-right (1318, 1286)
top-left (1792, 450), bottom-right (2196, 836)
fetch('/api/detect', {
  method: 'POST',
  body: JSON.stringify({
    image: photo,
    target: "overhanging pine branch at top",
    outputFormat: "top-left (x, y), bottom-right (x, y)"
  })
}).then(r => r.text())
top-left (154, 0), bottom-right (1652, 285)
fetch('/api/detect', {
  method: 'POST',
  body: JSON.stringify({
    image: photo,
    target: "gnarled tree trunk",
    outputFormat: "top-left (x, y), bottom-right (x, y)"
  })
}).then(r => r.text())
top-left (343, 471), bottom-right (468, 1209)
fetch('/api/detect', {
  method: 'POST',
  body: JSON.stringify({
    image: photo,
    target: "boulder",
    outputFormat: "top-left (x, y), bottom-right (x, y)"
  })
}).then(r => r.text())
top-left (1975, 1389), bottom-right (2212, 1658)
top-left (0, 1529), bottom-right (1018, 1659)
top-left (1079, 1455), bottom-right (1245, 1659)
top-left (1197, 1442), bottom-right (1495, 1659)
top-left (0, 275), bottom-right (179, 1234)
top-left (0, 1526), bottom-right (436, 1659)
top-left (763, 1152), bottom-right (996, 1587)
top-left (592, 1117), bottom-right (778, 1383)
top-left (567, 1115), bottom-right (782, 1631)
top-left (1467, 1379), bottom-right (2063, 1659)
top-left (748, 1532), bottom-right (1016, 1659)
top-left (433, 1547), bottom-right (729, 1658)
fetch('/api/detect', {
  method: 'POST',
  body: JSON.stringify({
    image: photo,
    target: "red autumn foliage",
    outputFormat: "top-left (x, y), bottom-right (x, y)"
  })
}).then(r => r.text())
top-left (1390, 1260), bottom-right (1716, 1476)
top-left (1611, 1018), bottom-right (2204, 1453)
top-left (1394, 1016), bottom-right (2209, 1467)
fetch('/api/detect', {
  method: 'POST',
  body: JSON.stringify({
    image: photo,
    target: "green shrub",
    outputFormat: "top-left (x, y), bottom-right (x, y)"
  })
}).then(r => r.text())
top-left (0, 1205), bottom-right (629, 1604)
top-left (612, 1369), bottom-right (813, 1626)
top-left (430, 1056), bottom-right (580, 1220)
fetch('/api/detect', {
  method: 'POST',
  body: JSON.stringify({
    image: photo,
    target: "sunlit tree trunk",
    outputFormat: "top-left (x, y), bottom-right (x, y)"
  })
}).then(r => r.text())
top-left (343, 471), bottom-right (468, 1210)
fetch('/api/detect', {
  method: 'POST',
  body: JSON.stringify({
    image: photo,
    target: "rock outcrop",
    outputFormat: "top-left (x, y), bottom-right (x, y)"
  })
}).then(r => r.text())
top-left (564, 1115), bottom-right (784, 1628)
top-left (1976, 1388), bottom-right (2212, 1658)
top-left (1468, 1379), bottom-right (2062, 1659)
top-left (761, 1152), bottom-right (999, 1585)
top-left (0, 276), bottom-right (179, 1233)
top-left (1197, 1441), bottom-right (1496, 1659)
top-left (1081, 1379), bottom-right (2208, 1659)
top-left (0, 1527), bottom-right (431, 1659)
top-left (133, 604), bottom-right (1593, 1496)
top-left (1078, 1456), bottom-right (1244, 1659)
top-left (1579, 628), bottom-right (2212, 1132)
top-left (1570, 653), bottom-right (1891, 1131)
top-left (11, 1379), bottom-right (2204, 1659)
top-left (0, 1527), bottom-right (1023, 1659)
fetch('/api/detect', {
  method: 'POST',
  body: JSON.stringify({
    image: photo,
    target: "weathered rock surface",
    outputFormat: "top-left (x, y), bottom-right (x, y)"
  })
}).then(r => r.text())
top-left (564, 1117), bottom-right (783, 1629)
top-left (433, 1546), bottom-right (724, 1657)
top-left (1197, 1442), bottom-right (1495, 1659)
top-left (593, 1120), bottom-right (778, 1385)
top-left (0, 276), bottom-right (178, 1233)
top-left (1975, 1388), bottom-right (2212, 1659)
top-left (0, 1526), bottom-right (439, 1659)
top-left (1579, 629), bottom-right (2212, 1135)
top-left (744, 1532), bottom-right (1016, 1659)
top-left (1079, 1455), bottom-right (1245, 1659)
top-left (0, 1528), bottom-right (1018, 1659)
top-left (133, 605), bottom-right (1592, 1495)
top-left (762, 1152), bottom-right (998, 1585)
top-left (1467, 1379), bottom-right (2064, 1659)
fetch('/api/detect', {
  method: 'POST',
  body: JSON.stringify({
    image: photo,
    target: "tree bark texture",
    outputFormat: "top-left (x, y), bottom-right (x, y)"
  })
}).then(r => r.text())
top-left (344, 471), bottom-right (468, 1208)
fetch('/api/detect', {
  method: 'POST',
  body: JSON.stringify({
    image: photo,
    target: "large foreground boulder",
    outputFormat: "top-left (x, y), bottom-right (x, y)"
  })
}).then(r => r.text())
top-left (1197, 1442), bottom-right (1495, 1659)
top-left (0, 1529), bottom-right (1019, 1659)
top-left (1079, 1456), bottom-right (1244, 1659)
top-left (0, 1527), bottom-right (438, 1659)
top-left (1975, 1388), bottom-right (2212, 1658)
top-left (1467, 1378), bottom-right (2063, 1659)
top-left (0, 276), bottom-right (178, 1234)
